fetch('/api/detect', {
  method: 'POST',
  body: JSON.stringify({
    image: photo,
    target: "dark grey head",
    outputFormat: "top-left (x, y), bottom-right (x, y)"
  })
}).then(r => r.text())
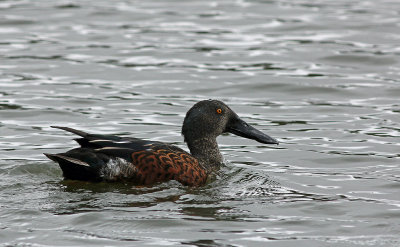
top-left (182, 99), bottom-right (278, 145)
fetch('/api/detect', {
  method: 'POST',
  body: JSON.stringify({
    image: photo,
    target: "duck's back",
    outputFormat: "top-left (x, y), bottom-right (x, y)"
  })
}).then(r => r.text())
top-left (44, 127), bottom-right (208, 186)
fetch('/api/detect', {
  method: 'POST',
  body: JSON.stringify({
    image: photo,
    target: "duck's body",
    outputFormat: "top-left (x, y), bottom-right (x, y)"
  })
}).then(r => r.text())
top-left (45, 127), bottom-right (208, 186)
top-left (45, 100), bottom-right (278, 187)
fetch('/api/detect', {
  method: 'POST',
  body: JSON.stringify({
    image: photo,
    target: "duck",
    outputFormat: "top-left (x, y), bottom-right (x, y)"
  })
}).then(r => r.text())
top-left (44, 99), bottom-right (278, 186)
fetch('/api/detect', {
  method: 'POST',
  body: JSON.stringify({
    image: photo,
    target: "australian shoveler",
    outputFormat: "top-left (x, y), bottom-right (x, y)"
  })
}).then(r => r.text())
top-left (44, 100), bottom-right (278, 186)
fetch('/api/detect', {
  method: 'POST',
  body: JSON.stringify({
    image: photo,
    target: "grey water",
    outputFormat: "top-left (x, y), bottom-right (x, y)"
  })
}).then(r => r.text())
top-left (1, 0), bottom-right (399, 246)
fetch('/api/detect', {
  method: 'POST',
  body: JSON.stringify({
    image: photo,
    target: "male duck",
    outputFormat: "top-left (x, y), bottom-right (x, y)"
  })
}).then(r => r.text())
top-left (44, 100), bottom-right (278, 186)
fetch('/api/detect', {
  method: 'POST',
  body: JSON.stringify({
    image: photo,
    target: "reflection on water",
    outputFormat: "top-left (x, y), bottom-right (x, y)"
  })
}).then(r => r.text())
top-left (1, 0), bottom-right (400, 246)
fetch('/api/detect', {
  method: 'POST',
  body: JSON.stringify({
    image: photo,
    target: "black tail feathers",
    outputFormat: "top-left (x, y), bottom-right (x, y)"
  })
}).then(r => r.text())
top-left (44, 152), bottom-right (101, 181)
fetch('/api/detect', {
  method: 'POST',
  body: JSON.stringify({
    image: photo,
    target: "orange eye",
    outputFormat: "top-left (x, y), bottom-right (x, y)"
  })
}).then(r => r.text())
top-left (216, 108), bottom-right (222, 114)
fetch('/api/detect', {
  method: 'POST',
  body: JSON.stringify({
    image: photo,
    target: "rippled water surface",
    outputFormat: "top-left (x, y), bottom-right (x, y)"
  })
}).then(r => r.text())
top-left (1, 0), bottom-right (400, 246)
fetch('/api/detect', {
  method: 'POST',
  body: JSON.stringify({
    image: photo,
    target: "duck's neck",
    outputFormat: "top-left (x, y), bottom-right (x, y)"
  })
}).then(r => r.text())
top-left (186, 137), bottom-right (223, 171)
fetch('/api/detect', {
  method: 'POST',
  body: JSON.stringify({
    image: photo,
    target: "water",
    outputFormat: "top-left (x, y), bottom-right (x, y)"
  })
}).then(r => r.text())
top-left (1, 0), bottom-right (399, 246)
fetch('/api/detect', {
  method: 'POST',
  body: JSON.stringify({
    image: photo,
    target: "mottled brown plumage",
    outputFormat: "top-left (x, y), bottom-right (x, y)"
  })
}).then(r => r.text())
top-left (44, 100), bottom-right (278, 187)
top-left (129, 148), bottom-right (207, 186)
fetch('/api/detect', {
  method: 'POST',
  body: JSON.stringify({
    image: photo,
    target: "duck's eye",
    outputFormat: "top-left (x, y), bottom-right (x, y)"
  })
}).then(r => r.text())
top-left (216, 108), bottom-right (222, 114)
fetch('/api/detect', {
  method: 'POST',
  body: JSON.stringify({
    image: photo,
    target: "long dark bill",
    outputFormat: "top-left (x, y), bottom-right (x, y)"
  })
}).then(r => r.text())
top-left (226, 118), bottom-right (279, 145)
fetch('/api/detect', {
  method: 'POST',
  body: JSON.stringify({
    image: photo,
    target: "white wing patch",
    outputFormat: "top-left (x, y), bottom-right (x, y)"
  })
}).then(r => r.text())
top-left (95, 147), bottom-right (123, 151)
top-left (89, 139), bottom-right (112, 143)
top-left (54, 155), bottom-right (90, 167)
top-left (90, 140), bottom-right (134, 144)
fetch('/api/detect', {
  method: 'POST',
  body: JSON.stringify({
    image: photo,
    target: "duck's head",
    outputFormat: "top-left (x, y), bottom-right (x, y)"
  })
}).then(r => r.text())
top-left (182, 99), bottom-right (278, 145)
